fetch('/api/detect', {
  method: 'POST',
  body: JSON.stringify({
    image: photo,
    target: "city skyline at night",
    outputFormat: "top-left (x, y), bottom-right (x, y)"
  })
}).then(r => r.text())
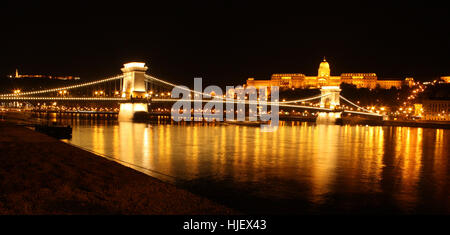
top-left (2, 1), bottom-right (450, 87)
top-left (0, 1), bottom-right (449, 232)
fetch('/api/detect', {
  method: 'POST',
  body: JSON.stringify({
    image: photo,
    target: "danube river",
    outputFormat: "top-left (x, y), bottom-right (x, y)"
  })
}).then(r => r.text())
top-left (63, 120), bottom-right (449, 214)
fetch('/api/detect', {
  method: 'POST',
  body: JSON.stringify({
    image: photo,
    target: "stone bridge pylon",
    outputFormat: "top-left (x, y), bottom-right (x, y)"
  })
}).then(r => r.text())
top-left (119, 62), bottom-right (150, 121)
top-left (320, 86), bottom-right (341, 109)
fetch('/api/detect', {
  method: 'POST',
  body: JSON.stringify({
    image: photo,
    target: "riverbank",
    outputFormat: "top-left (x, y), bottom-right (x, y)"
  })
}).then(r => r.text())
top-left (0, 122), bottom-right (235, 214)
top-left (340, 117), bottom-right (450, 129)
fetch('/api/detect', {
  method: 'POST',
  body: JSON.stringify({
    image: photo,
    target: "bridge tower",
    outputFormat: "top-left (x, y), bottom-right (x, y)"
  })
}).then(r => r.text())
top-left (121, 62), bottom-right (148, 99)
top-left (119, 62), bottom-right (149, 121)
top-left (320, 86), bottom-right (341, 109)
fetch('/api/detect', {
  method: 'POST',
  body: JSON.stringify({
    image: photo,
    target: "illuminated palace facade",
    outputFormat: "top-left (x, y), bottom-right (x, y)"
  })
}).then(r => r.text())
top-left (246, 58), bottom-right (414, 90)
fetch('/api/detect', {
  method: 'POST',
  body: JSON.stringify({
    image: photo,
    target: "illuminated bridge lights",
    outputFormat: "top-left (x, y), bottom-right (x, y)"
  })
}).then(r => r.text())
top-left (149, 98), bottom-right (334, 112)
top-left (0, 74), bottom-right (123, 97)
top-left (145, 74), bottom-right (332, 104)
top-left (0, 71), bottom-right (381, 117)
top-left (0, 97), bottom-right (126, 101)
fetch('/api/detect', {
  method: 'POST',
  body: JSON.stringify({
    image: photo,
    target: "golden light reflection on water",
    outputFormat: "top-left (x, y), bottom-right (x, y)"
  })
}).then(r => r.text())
top-left (92, 125), bottom-right (104, 154)
top-left (66, 122), bottom-right (450, 213)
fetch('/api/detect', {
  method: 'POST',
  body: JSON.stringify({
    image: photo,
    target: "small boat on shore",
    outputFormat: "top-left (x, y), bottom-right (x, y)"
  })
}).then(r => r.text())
top-left (34, 123), bottom-right (72, 139)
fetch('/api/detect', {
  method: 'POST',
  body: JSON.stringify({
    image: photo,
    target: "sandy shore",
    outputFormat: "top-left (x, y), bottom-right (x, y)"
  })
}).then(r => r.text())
top-left (0, 122), bottom-right (235, 214)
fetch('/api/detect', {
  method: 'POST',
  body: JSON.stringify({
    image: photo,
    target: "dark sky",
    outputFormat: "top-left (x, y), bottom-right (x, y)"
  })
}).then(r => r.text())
top-left (1, 0), bottom-right (450, 87)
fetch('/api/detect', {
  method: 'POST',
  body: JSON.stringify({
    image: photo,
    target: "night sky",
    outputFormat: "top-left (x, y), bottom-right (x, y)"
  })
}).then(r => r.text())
top-left (1, 1), bottom-right (450, 87)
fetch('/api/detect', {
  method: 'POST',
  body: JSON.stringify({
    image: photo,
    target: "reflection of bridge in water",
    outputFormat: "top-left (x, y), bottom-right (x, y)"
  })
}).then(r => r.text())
top-left (0, 62), bottom-right (382, 121)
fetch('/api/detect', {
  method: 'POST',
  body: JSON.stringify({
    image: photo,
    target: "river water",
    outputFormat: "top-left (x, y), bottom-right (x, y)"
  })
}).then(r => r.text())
top-left (62, 120), bottom-right (449, 214)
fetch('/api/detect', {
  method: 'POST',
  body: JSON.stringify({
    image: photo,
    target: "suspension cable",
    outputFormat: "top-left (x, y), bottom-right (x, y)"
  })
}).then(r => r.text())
top-left (1, 73), bottom-right (328, 106)
top-left (339, 95), bottom-right (372, 112)
top-left (145, 75), bottom-right (328, 104)
top-left (0, 74), bottom-right (123, 97)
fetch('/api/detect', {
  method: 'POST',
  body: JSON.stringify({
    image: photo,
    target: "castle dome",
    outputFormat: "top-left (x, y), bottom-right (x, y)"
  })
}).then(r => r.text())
top-left (318, 57), bottom-right (330, 78)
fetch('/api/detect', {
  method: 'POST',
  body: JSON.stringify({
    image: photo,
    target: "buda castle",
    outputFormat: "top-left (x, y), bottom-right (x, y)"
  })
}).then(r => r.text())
top-left (246, 58), bottom-right (414, 90)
